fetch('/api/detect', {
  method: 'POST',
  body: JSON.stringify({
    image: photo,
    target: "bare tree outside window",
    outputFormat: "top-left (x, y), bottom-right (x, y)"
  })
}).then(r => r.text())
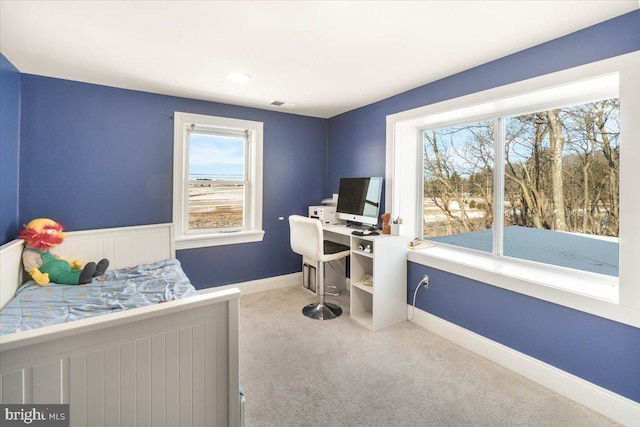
top-left (504, 98), bottom-right (619, 237)
top-left (422, 98), bottom-right (619, 275)
top-left (422, 121), bottom-right (494, 248)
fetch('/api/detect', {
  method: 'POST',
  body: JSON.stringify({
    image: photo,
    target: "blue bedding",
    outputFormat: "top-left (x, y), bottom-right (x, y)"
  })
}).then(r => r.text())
top-left (0, 258), bottom-right (198, 335)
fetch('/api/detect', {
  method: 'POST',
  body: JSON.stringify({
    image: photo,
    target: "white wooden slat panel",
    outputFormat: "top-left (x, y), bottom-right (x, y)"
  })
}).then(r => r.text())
top-left (120, 341), bottom-right (136, 426)
top-left (69, 355), bottom-right (87, 427)
top-left (151, 334), bottom-right (166, 427)
top-left (227, 298), bottom-right (240, 427)
top-left (165, 330), bottom-right (179, 427)
top-left (104, 346), bottom-right (120, 427)
top-left (53, 239), bottom-right (113, 270)
top-left (179, 327), bottom-right (193, 427)
top-left (24, 367), bottom-right (32, 404)
top-left (192, 324), bottom-right (206, 427)
top-left (1, 370), bottom-right (25, 403)
top-left (136, 338), bottom-right (152, 427)
top-left (0, 239), bottom-right (24, 309)
top-left (50, 223), bottom-right (173, 270)
top-left (114, 233), bottom-right (171, 268)
top-left (0, 280), bottom-right (240, 426)
top-left (61, 358), bottom-right (70, 404)
top-left (205, 322), bottom-right (217, 426)
top-left (216, 318), bottom-right (229, 427)
top-left (86, 350), bottom-right (104, 427)
top-left (32, 360), bottom-right (62, 403)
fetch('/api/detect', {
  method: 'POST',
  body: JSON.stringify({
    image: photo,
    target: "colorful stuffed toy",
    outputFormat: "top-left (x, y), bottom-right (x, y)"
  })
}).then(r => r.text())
top-left (19, 218), bottom-right (109, 286)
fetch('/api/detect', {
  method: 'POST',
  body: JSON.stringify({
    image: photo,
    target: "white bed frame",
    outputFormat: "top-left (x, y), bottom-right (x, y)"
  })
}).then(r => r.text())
top-left (0, 223), bottom-right (241, 427)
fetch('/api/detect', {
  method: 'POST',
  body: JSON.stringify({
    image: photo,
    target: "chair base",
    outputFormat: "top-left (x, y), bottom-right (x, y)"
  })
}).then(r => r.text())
top-left (302, 302), bottom-right (342, 320)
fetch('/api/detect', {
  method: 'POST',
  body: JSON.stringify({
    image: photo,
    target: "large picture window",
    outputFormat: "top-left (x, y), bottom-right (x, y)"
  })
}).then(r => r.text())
top-left (173, 112), bottom-right (264, 249)
top-left (386, 52), bottom-right (640, 327)
top-left (422, 98), bottom-right (620, 277)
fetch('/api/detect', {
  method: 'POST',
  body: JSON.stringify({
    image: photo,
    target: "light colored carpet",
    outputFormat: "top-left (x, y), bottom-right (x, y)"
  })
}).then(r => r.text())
top-left (239, 286), bottom-right (617, 427)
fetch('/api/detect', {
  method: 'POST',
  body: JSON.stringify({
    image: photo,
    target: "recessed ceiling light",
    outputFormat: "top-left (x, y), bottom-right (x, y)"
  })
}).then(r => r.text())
top-left (226, 73), bottom-right (251, 83)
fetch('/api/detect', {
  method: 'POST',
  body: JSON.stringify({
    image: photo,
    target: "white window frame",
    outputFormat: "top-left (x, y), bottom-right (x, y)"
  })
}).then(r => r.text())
top-left (173, 112), bottom-right (264, 249)
top-left (386, 51), bottom-right (640, 328)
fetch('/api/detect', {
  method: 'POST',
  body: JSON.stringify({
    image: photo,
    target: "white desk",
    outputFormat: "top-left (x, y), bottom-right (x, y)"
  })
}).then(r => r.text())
top-left (322, 224), bottom-right (354, 246)
top-left (323, 224), bottom-right (408, 331)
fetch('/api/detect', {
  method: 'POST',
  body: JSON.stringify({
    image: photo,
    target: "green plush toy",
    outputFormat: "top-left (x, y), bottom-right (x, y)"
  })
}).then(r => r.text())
top-left (19, 218), bottom-right (109, 285)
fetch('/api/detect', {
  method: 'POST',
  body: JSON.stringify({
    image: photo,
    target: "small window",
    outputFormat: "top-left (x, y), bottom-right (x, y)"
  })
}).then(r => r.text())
top-left (173, 112), bottom-right (264, 249)
top-left (188, 130), bottom-right (246, 232)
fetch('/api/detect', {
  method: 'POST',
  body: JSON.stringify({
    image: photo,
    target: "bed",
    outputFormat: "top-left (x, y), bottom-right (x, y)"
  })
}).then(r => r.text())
top-left (0, 223), bottom-right (241, 427)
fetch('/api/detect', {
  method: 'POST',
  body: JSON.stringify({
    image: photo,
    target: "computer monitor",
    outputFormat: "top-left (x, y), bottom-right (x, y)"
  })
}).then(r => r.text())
top-left (335, 177), bottom-right (383, 228)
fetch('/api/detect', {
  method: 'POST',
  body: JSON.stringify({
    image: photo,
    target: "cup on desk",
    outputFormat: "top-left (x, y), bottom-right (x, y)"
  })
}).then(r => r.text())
top-left (390, 224), bottom-right (404, 236)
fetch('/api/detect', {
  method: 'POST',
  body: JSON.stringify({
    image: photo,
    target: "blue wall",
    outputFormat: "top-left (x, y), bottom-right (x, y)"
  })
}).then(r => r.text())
top-left (0, 54), bottom-right (21, 244)
top-left (18, 75), bottom-right (328, 287)
top-left (408, 264), bottom-right (640, 403)
top-left (327, 10), bottom-right (640, 193)
top-left (327, 10), bottom-right (640, 403)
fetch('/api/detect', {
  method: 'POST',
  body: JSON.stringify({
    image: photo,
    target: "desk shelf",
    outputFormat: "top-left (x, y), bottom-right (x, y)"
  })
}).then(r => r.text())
top-left (322, 225), bottom-right (407, 331)
top-left (351, 249), bottom-right (374, 259)
top-left (351, 280), bottom-right (374, 295)
top-left (348, 234), bottom-right (407, 331)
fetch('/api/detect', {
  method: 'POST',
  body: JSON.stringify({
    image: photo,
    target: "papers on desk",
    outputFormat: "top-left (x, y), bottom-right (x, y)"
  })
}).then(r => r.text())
top-left (321, 197), bottom-right (337, 206)
top-left (407, 241), bottom-right (436, 250)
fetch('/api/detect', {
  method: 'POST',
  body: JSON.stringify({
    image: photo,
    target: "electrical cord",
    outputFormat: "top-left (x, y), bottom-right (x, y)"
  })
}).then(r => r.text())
top-left (408, 278), bottom-right (429, 320)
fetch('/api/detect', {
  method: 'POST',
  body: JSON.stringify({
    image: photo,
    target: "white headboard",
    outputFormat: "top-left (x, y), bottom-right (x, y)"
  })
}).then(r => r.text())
top-left (0, 223), bottom-right (175, 310)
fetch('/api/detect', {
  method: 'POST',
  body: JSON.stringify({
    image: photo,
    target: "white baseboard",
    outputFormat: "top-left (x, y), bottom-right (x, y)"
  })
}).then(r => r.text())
top-left (199, 272), bottom-right (301, 296)
top-left (408, 306), bottom-right (640, 427)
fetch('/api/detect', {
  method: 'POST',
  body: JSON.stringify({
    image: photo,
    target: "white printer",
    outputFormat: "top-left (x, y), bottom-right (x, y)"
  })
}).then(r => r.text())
top-left (308, 205), bottom-right (338, 225)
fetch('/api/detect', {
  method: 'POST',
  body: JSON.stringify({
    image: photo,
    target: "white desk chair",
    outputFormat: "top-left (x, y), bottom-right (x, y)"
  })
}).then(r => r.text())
top-left (289, 215), bottom-right (350, 320)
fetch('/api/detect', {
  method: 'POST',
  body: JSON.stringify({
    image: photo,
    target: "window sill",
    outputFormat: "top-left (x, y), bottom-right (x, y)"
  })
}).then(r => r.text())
top-left (407, 244), bottom-right (639, 328)
top-left (175, 230), bottom-right (265, 250)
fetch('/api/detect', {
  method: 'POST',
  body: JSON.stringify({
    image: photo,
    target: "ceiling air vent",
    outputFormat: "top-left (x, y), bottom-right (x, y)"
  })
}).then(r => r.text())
top-left (270, 100), bottom-right (299, 107)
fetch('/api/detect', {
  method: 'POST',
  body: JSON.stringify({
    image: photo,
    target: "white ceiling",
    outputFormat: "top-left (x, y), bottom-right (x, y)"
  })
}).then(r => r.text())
top-left (1, 1), bottom-right (637, 118)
